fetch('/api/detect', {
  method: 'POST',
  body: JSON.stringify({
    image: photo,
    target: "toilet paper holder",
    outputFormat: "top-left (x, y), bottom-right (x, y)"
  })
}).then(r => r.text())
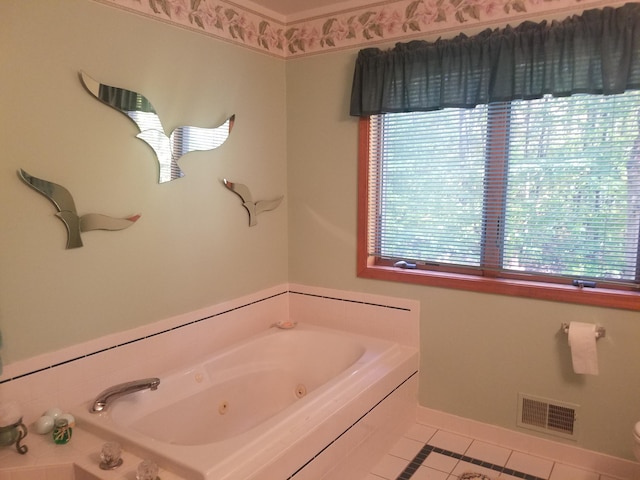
top-left (560, 323), bottom-right (606, 339)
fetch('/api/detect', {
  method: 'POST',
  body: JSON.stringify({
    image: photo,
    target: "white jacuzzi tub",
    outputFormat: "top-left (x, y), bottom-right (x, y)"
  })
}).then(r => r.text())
top-left (74, 323), bottom-right (418, 479)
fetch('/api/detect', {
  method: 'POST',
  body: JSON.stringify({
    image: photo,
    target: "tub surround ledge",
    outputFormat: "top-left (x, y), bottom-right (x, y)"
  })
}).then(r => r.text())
top-left (0, 425), bottom-right (184, 480)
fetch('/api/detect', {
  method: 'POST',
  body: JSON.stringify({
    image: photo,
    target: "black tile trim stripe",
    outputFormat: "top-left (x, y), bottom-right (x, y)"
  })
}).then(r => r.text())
top-left (0, 291), bottom-right (288, 385)
top-left (289, 290), bottom-right (412, 311)
top-left (396, 444), bottom-right (547, 480)
top-left (1, 289), bottom-right (413, 385)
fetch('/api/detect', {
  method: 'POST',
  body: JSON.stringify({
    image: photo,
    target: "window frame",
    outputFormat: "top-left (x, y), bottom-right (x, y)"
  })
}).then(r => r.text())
top-left (357, 117), bottom-right (640, 311)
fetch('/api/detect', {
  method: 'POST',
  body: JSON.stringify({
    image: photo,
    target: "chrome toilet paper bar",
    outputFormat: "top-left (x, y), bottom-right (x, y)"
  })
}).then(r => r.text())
top-left (560, 322), bottom-right (606, 339)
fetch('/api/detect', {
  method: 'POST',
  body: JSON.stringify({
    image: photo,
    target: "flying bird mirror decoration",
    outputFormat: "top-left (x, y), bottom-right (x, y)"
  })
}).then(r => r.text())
top-left (223, 179), bottom-right (283, 226)
top-left (18, 169), bottom-right (140, 249)
top-left (80, 71), bottom-right (235, 184)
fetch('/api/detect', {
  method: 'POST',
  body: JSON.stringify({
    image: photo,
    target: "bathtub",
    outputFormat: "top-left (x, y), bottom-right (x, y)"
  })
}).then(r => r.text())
top-left (74, 323), bottom-right (418, 480)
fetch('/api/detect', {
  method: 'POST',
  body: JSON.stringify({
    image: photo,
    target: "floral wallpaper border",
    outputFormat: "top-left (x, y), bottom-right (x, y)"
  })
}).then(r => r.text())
top-left (94, 0), bottom-right (621, 57)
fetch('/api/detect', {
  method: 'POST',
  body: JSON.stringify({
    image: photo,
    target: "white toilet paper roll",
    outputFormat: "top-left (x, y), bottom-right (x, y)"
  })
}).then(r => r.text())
top-left (568, 322), bottom-right (599, 375)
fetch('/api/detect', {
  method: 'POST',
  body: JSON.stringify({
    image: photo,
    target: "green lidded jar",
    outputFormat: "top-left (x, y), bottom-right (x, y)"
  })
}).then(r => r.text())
top-left (52, 418), bottom-right (72, 444)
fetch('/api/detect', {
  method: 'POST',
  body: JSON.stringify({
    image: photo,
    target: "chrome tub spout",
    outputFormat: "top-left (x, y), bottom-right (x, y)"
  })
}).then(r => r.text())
top-left (90, 377), bottom-right (160, 413)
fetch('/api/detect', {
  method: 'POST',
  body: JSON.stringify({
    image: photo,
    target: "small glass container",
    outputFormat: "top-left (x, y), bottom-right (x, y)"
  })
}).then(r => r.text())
top-left (99, 441), bottom-right (123, 470)
top-left (136, 459), bottom-right (159, 480)
top-left (52, 418), bottom-right (72, 444)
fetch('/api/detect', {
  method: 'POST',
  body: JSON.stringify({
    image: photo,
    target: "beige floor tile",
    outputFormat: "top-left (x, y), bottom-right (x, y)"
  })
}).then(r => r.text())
top-left (466, 440), bottom-right (511, 467)
top-left (410, 465), bottom-right (450, 480)
top-left (428, 430), bottom-right (473, 455)
top-left (389, 437), bottom-right (426, 461)
top-left (370, 454), bottom-right (409, 479)
top-left (421, 452), bottom-right (459, 474)
top-left (405, 422), bottom-right (438, 443)
top-left (504, 451), bottom-right (553, 479)
top-left (548, 463), bottom-right (599, 480)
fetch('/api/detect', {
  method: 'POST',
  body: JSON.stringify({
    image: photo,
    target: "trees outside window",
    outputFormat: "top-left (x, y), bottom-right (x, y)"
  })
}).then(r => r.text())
top-left (359, 91), bottom-right (640, 310)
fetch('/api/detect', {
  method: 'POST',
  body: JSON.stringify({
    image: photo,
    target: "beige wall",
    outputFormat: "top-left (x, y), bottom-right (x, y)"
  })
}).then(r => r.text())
top-left (0, 0), bottom-right (288, 362)
top-left (2, 0), bottom-right (639, 464)
top-left (285, 46), bottom-right (640, 460)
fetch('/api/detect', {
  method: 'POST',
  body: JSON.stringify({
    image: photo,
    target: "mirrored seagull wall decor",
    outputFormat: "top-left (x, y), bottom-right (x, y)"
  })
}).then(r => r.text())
top-left (80, 71), bottom-right (235, 184)
top-left (223, 179), bottom-right (283, 227)
top-left (18, 169), bottom-right (140, 249)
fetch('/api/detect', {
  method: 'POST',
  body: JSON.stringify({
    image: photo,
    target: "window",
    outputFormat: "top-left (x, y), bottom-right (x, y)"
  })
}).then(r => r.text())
top-left (358, 91), bottom-right (640, 310)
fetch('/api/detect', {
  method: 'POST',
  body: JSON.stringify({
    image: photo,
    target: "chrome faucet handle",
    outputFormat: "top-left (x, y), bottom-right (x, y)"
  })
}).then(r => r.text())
top-left (99, 441), bottom-right (123, 470)
top-left (90, 377), bottom-right (160, 413)
top-left (136, 459), bottom-right (159, 480)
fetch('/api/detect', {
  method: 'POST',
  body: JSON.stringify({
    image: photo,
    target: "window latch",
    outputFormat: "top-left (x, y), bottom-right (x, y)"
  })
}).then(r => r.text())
top-left (572, 279), bottom-right (597, 289)
top-left (393, 260), bottom-right (417, 269)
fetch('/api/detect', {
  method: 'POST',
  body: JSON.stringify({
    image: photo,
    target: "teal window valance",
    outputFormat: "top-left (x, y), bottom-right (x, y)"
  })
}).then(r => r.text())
top-left (349, 3), bottom-right (640, 116)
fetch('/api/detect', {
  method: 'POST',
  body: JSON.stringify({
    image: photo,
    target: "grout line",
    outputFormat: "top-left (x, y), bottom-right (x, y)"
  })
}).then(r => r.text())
top-left (395, 444), bottom-right (548, 480)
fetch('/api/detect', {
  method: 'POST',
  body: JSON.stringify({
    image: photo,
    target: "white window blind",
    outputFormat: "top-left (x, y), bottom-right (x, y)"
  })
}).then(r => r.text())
top-left (368, 91), bottom-right (640, 286)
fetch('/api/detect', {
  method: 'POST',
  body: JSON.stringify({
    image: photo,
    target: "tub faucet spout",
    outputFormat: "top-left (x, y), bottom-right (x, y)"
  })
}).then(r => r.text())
top-left (90, 377), bottom-right (160, 413)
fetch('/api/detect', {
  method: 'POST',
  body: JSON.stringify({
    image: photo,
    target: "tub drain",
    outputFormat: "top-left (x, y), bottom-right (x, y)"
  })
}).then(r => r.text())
top-left (295, 384), bottom-right (307, 398)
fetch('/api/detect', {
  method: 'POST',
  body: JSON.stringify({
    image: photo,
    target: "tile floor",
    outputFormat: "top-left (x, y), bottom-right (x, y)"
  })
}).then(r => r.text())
top-left (366, 422), bottom-right (625, 480)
